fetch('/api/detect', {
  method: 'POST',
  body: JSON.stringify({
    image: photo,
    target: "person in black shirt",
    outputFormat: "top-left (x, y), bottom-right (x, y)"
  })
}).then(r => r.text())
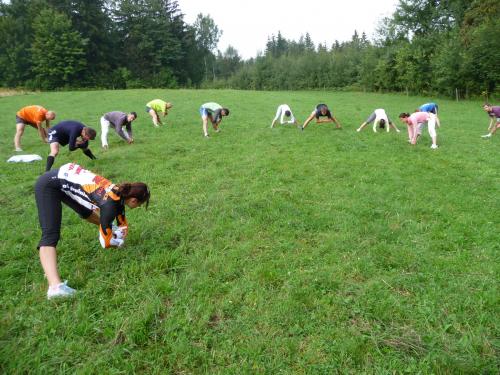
top-left (46, 120), bottom-right (97, 171)
top-left (301, 104), bottom-right (342, 130)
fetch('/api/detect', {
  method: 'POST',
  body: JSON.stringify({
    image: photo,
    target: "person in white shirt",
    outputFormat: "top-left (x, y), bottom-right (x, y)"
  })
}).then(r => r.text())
top-left (271, 104), bottom-right (298, 128)
top-left (356, 108), bottom-right (400, 133)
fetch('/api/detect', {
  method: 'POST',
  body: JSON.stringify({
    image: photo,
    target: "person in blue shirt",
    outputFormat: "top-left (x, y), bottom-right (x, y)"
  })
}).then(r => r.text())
top-left (419, 102), bottom-right (439, 114)
top-left (46, 120), bottom-right (97, 171)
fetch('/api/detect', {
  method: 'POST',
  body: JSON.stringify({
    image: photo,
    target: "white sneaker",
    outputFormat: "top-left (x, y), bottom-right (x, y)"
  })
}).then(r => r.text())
top-left (356, 128), bottom-right (361, 132)
top-left (481, 134), bottom-right (491, 138)
top-left (15, 147), bottom-right (23, 152)
top-left (430, 144), bottom-right (438, 149)
top-left (47, 281), bottom-right (76, 300)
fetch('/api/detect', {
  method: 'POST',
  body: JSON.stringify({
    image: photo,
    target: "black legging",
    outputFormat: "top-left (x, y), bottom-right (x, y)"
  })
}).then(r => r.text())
top-left (35, 170), bottom-right (93, 248)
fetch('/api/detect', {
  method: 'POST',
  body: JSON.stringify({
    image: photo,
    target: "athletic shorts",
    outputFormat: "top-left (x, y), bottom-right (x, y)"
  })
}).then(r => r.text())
top-left (199, 107), bottom-right (209, 117)
top-left (35, 170), bottom-right (93, 248)
top-left (145, 106), bottom-right (152, 113)
top-left (16, 115), bottom-right (37, 127)
top-left (47, 129), bottom-right (60, 144)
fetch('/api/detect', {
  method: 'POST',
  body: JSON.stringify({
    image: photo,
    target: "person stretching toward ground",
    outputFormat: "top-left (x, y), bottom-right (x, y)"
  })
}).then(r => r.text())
top-left (417, 102), bottom-right (441, 137)
top-left (14, 105), bottom-right (56, 151)
top-left (145, 99), bottom-right (172, 127)
top-left (35, 162), bottom-right (150, 299)
top-left (46, 120), bottom-right (97, 171)
top-left (271, 104), bottom-right (298, 128)
top-left (356, 108), bottom-right (400, 133)
top-left (301, 104), bottom-right (342, 130)
top-left (481, 104), bottom-right (500, 138)
top-left (199, 102), bottom-right (230, 137)
top-left (399, 112), bottom-right (439, 149)
top-left (100, 111), bottom-right (137, 149)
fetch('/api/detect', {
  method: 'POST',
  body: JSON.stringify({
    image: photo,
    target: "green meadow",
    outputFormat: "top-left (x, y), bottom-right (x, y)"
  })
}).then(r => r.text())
top-left (0, 89), bottom-right (498, 373)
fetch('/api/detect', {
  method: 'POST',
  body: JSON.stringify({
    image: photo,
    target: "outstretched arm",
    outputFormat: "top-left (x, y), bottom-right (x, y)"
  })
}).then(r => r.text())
top-left (302, 113), bottom-right (316, 129)
top-left (37, 123), bottom-right (48, 142)
top-left (488, 118), bottom-right (494, 131)
top-left (332, 116), bottom-right (342, 128)
top-left (82, 148), bottom-right (97, 160)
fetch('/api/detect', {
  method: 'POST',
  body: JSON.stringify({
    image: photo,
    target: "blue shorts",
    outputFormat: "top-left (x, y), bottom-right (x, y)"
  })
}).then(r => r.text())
top-left (199, 107), bottom-right (209, 117)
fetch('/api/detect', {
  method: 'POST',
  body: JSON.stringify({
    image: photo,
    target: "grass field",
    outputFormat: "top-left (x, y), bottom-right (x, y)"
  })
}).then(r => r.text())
top-left (0, 89), bottom-right (498, 373)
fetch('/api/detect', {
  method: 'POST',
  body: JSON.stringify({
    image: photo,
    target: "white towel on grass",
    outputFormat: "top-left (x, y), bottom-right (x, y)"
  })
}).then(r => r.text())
top-left (7, 154), bottom-right (43, 163)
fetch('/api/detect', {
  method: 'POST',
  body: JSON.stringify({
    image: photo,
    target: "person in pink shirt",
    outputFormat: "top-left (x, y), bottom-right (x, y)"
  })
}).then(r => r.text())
top-left (399, 112), bottom-right (439, 149)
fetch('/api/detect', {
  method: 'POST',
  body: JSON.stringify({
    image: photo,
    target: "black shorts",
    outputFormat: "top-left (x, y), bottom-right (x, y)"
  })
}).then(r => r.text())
top-left (16, 116), bottom-right (36, 127)
top-left (35, 170), bottom-right (93, 248)
top-left (47, 129), bottom-right (60, 144)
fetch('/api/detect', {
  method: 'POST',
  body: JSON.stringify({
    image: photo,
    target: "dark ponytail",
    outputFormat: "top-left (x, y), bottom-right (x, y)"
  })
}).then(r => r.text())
top-left (117, 182), bottom-right (150, 208)
top-left (399, 113), bottom-right (410, 118)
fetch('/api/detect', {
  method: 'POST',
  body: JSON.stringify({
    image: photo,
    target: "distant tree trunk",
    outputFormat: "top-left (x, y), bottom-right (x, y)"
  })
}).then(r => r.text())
top-left (204, 56), bottom-right (208, 81)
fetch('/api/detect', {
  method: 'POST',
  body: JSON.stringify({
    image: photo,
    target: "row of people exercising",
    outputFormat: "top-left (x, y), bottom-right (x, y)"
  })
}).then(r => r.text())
top-left (13, 101), bottom-right (500, 158)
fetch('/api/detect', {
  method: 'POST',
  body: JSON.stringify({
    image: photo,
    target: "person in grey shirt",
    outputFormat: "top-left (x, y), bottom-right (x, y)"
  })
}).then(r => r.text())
top-left (100, 111), bottom-right (137, 149)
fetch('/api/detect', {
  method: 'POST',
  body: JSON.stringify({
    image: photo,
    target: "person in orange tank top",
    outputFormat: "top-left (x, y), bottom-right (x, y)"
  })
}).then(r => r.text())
top-left (14, 105), bottom-right (56, 151)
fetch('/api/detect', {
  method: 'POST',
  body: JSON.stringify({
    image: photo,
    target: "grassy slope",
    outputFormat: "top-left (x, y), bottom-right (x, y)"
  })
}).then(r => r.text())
top-left (0, 89), bottom-right (498, 373)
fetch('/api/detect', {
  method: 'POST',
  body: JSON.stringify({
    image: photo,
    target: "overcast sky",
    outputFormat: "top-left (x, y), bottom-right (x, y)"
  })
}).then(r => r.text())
top-left (178, 0), bottom-right (399, 59)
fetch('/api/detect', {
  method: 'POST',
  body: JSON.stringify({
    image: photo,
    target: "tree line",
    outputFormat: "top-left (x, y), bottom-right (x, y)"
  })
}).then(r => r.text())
top-left (0, 0), bottom-right (222, 89)
top-left (211, 0), bottom-right (499, 98)
top-left (0, 0), bottom-right (498, 98)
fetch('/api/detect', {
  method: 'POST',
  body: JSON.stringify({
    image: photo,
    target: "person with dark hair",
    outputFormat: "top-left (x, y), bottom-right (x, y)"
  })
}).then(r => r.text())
top-left (399, 111), bottom-right (439, 149)
top-left (46, 120), bottom-right (97, 171)
top-left (417, 102), bottom-right (441, 137)
top-left (199, 102), bottom-right (230, 137)
top-left (481, 103), bottom-right (500, 138)
top-left (35, 162), bottom-right (150, 299)
top-left (301, 104), bottom-right (342, 130)
top-left (14, 105), bottom-right (56, 151)
top-left (271, 104), bottom-right (298, 128)
top-left (356, 108), bottom-right (400, 133)
top-left (145, 99), bottom-right (172, 127)
top-left (100, 111), bottom-right (137, 149)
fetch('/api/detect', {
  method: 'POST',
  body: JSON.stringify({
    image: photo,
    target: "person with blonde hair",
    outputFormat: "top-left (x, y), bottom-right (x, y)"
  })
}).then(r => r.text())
top-left (145, 99), bottom-right (173, 127)
top-left (14, 105), bottom-right (56, 151)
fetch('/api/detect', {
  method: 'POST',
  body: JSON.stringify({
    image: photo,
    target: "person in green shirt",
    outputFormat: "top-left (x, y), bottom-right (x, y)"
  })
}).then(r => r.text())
top-left (199, 102), bottom-right (230, 137)
top-left (145, 99), bottom-right (173, 127)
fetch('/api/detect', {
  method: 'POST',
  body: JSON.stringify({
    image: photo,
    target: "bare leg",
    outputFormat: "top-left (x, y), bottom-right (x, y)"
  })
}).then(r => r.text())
top-left (39, 246), bottom-right (62, 287)
top-left (149, 110), bottom-right (160, 127)
top-left (14, 123), bottom-right (25, 150)
top-left (202, 116), bottom-right (209, 136)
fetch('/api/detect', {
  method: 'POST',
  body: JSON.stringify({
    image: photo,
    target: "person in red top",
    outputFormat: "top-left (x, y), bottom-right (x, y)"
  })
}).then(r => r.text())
top-left (14, 105), bottom-right (56, 151)
top-left (35, 163), bottom-right (150, 299)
